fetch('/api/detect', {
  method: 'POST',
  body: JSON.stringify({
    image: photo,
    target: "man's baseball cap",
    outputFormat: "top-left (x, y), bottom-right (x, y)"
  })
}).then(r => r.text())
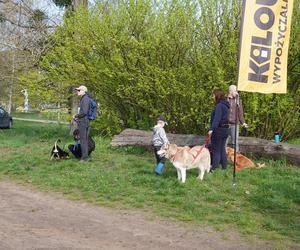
top-left (75, 85), bottom-right (87, 92)
top-left (156, 115), bottom-right (168, 125)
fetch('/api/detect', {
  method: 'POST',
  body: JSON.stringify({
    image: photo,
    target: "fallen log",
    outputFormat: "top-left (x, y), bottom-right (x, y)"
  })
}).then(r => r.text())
top-left (111, 129), bottom-right (300, 166)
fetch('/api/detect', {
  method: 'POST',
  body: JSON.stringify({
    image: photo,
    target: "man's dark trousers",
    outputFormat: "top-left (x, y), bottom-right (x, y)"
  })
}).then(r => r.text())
top-left (78, 119), bottom-right (90, 160)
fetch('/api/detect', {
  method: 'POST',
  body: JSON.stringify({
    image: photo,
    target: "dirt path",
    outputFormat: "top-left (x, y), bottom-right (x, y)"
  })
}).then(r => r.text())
top-left (0, 181), bottom-right (273, 250)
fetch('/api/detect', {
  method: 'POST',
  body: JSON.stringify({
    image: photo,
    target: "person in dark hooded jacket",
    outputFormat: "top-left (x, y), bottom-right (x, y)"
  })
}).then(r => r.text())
top-left (208, 89), bottom-right (230, 172)
top-left (68, 129), bottom-right (95, 159)
top-left (74, 85), bottom-right (90, 162)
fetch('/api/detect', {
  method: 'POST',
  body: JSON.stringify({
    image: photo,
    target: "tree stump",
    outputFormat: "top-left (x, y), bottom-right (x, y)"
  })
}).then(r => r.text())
top-left (111, 129), bottom-right (300, 166)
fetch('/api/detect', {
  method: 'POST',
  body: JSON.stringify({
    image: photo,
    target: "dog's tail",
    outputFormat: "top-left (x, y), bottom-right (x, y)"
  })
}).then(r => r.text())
top-left (55, 139), bottom-right (61, 146)
top-left (54, 139), bottom-right (61, 152)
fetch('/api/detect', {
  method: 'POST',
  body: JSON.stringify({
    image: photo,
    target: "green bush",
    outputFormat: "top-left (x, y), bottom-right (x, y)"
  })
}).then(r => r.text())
top-left (22, 0), bottom-right (300, 139)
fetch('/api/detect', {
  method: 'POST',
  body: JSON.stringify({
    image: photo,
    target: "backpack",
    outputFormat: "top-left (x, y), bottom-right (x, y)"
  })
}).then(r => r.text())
top-left (88, 96), bottom-right (97, 120)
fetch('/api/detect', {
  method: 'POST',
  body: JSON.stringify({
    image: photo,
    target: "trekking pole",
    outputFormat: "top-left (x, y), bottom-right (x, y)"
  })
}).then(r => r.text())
top-left (233, 93), bottom-right (239, 187)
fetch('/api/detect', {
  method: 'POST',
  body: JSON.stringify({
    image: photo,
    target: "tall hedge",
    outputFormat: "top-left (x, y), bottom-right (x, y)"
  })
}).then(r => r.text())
top-left (24, 0), bottom-right (300, 139)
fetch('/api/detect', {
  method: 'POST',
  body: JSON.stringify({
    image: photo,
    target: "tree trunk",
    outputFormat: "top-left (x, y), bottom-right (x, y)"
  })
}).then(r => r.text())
top-left (68, 86), bottom-right (78, 115)
top-left (111, 129), bottom-right (300, 166)
top-left (68, 0), bottom-right (88, 115)
top-left (7, 51), bottom-right (15, 114)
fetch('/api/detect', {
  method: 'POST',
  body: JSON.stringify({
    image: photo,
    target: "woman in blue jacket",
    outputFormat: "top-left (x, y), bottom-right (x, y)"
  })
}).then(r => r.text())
top-left (208, 89), bottom-right (230, 172)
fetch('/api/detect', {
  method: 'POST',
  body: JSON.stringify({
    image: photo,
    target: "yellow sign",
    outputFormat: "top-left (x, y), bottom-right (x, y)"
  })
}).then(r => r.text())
top-left (238, 0), bottom-right (294, 94)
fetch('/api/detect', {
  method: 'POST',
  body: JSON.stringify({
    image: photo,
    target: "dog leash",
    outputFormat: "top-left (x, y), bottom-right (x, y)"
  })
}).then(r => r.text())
top-left (189, 134), bottom-right (211, 163)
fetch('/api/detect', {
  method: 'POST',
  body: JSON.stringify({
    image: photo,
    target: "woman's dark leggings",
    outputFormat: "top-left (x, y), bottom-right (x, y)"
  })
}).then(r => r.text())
top-left (211, 128), bottom-right (229, 170)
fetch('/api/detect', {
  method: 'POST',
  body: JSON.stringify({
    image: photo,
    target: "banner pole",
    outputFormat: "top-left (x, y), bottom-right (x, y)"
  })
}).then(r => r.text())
top-left (233, 94), bottom-right (239, 187)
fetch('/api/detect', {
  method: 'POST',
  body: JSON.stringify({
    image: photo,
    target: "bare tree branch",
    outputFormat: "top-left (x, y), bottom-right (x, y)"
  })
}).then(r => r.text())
top-left (0, 0), bottom-right (63, 111)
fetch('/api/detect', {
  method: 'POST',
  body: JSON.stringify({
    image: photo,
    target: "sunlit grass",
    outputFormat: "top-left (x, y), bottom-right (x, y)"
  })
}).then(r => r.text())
top-left (0, 121), bottom-right (299, 248)
top-left (12, 111), bottom-right (70, 121)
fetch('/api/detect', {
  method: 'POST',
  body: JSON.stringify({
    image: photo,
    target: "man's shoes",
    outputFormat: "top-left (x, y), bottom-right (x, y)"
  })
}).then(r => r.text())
top-left (80, 158), bottom-right (90, 162)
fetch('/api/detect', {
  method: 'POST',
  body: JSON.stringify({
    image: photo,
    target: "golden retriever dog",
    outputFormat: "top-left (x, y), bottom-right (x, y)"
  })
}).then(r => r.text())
top-left (226, 147), bottom-right (264, 170)
top-left (158, 144), bottom-right (211, 183)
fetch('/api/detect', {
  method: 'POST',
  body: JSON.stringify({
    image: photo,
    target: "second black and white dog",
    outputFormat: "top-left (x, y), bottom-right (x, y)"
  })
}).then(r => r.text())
top-left (68, 129), bottom-right (95, 159)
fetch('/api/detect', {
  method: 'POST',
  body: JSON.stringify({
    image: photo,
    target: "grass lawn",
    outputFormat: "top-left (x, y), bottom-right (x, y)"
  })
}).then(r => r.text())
top-left (0, 121), bottom-right (299, 248)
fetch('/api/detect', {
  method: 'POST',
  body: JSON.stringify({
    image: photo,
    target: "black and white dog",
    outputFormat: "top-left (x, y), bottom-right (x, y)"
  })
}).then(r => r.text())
top-left (50, 139), bottom-right (69, 160)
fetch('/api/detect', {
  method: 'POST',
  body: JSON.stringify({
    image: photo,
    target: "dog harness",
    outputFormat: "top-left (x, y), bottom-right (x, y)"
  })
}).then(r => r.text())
top-left (170, 134), bottom-right (211, 163)
top-left (170, 148), bottom-right (184, 162)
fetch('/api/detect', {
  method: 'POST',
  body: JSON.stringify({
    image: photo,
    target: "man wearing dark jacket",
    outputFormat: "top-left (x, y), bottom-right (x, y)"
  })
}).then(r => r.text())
top-left (74, 85), bottom-right (90, 162)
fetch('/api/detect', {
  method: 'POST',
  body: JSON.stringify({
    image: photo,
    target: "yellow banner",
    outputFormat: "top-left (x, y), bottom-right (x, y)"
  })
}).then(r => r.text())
top-left (238, 0), bottom-right (294, 94)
